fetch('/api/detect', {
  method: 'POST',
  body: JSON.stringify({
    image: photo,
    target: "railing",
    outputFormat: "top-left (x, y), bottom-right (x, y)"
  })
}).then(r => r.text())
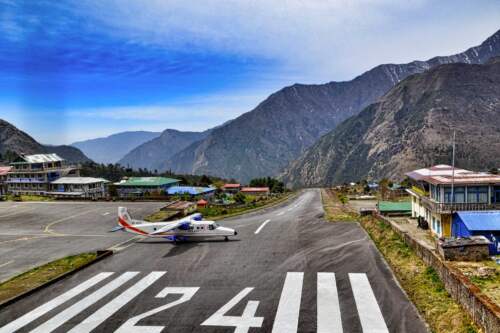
top-left (419, 195), bottom-right (500, 213)
top-left (6, 178), bottom-right (46, 183)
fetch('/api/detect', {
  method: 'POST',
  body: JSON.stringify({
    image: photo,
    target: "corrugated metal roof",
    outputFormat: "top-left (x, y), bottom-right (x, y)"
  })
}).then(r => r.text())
top-left (377, 201), bottom-right (411, 212)
top-left (167, 186), bottom-right (215, 195)
top-left (19, 154), bottom-right (65, 163)
top-left (223, 184), bottom-right (241, 188)
top-left (114, 177), bottom-right (180, 187)
top-left (51, 177), bottom-right (109, 185)
top-left (455, 211), bottom-right (500, 231)
top-left (241, 187), bottom-right (270, 192)
top-left (427, 173), bottom-right (500, 185)
top-left (406, 164), bottom-right (472, 181)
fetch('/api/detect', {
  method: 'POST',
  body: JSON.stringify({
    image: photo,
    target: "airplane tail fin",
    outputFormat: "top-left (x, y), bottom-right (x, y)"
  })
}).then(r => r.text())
top-left (118, 207), bottom-right (136, 226)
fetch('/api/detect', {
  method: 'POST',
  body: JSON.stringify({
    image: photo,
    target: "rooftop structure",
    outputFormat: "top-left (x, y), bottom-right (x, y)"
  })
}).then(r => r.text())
top-left (114, 177), bottom-right (180, 187)
top-left (113, 177), bottom-right (180, 198)
top-left (241, 187), bottom-right (270, 193)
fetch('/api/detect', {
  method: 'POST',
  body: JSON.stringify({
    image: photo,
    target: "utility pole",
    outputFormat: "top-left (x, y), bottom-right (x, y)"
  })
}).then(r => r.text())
top-left (451, 131), bottom-right (456, 207)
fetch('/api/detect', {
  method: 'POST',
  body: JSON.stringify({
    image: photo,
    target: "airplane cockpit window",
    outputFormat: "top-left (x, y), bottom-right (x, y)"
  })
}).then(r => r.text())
top-left (208, 224), bottom-right (215, 230)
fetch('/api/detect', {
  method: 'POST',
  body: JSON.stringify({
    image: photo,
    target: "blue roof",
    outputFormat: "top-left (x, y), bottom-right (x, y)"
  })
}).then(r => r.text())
top-left (455, 211), bottom-right (500, 231)
top-left (167, 186), bottom-right (215, 195)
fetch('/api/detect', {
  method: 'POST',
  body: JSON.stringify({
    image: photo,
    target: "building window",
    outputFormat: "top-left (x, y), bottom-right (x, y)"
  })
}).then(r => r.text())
top-left (467, 186), bottom-right (488, 203)
top-left (444, 186), bottom-right (465, 203)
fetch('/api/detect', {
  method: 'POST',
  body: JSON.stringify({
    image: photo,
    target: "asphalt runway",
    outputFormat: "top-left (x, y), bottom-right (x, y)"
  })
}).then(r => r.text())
top-left (0, 201), bottom-right (165, 282)
top-left (0, 189), bottom-right (428, 332)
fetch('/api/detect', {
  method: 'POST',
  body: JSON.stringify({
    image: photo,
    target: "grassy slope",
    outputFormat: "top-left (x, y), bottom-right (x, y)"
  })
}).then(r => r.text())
top-left (0, 253), bottom-right (97, 303)
top-left (320, 189), bottom-right (479, 333)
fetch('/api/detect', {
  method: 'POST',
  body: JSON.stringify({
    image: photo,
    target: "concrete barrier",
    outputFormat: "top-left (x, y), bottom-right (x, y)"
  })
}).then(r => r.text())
top-left (375, 214), bottom-right (500, 333)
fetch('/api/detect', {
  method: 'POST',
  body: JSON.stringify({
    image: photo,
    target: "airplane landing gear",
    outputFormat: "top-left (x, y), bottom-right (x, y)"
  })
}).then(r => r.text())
top-left (224, 236), bottom-right (229, 242)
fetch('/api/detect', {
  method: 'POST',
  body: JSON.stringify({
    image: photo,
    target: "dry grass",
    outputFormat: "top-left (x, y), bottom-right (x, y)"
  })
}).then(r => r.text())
top-left (320, 188), bottom-right (358, 222)
top-left (361, 216), bottom-right (480, 333)
top-left (0, 253), bottom-right (97, 303)
top-left (449, 260), bottom-right (500, 306)
top-left (144, 210), bottom-right (180, 222)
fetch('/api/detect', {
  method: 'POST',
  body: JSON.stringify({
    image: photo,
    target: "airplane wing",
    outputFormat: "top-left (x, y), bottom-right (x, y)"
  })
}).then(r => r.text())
top-left (150, 220), bottom-right (191, 235)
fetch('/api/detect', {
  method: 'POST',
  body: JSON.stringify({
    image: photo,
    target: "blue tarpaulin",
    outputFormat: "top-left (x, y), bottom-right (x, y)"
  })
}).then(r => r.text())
top-left (452, 211), bottom-right (500, 254)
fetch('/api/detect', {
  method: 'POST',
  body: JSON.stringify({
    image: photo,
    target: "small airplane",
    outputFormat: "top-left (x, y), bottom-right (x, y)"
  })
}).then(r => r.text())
top-left (111, 207), bottom-right (238, 242)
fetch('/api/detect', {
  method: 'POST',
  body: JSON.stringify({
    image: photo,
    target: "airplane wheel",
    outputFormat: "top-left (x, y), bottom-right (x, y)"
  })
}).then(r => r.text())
top-left (224, 236), bottom-right (229, 242)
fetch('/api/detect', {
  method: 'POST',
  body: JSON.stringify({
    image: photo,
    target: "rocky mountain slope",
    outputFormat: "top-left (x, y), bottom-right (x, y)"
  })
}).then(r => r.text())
top-left (281, 58), bottom-right (500, 187)
top-left (164, 29), bottom-right (500, 182)
top-left (0, 119), bottom-right (91, 163)
top-left (72, 131), bottom-right (161, 164)
top-left (118, 129), bottom-right (209, 171)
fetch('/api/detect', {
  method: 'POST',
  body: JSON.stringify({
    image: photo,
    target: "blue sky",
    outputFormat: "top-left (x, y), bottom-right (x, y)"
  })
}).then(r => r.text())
top-left (0, 0), bottom-right (499, 144)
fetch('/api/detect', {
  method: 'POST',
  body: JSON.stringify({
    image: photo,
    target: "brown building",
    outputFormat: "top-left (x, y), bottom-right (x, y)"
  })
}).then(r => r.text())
top-left (222, 183), bottom-right (241, 193)
top-left (240, 187), bottom-right (270, 196)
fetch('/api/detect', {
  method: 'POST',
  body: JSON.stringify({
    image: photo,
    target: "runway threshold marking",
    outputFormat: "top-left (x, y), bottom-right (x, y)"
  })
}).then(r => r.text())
top-left (0, 272), bottom-right (113, 333)
top-left (272, 272), bottom-right (303, 333)
top-left (254, 219), bottom-right (271, 234)
top-left (349, 273), bottom-right (389, 333)
top-left (30, 272), bottom-right (139, 333)
top-left (1, 271), bottom-right (391, 332)
top-left (317, 273), bottom-right (342, 333)
top-left (68, 271), bottom-right (166, 333)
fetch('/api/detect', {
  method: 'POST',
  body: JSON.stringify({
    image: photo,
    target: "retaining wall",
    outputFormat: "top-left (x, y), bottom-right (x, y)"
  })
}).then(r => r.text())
top-left (375, 214), bottom-right (500, 333)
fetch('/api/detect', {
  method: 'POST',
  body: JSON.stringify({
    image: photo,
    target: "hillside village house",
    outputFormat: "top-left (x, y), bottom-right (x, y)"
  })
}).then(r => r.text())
top-left (406, 164), bottom-right (500, 238)
top-left (222, 183), bottom-right (241, 194)
top-left (114, 177), bottom-right (180, 198)
top-left (0, 166), bottom-right (11, 196)
top-left (47, 177), bottom-right (109, 199)
top-left (7, 154), bottom-right (80, 196)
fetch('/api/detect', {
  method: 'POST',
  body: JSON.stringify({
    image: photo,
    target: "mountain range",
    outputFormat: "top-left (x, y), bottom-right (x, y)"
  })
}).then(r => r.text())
top-left (117, 129), bottom-right (210, 171)
top-left (0, 119), bottom-right (91, 163)
top-left (72, 131), bottom-right (161, 164)
top-left (281, 57), bottom-right (500, 187)
top-left (159, 29), bottom-right (500, 182)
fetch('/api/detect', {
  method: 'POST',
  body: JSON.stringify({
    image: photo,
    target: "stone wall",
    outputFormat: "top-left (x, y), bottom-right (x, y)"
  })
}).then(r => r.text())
top-left (375, 214), bottom-right (500, 333)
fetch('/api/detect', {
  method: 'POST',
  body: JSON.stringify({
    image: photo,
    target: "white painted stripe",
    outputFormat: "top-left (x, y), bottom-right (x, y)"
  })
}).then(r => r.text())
top-left (0, 272), bottom-right (113, 333)
top-left (349, 273), bottom-right (389, 333)
top-left (30, 272), bottom-right (139, 333)
top-left (68, 271), bottom-right (166, 333)
top-left (317, 273), bottom-right (342, 333)
top-left (254, 220), bottom-right (271, 234)
top-left (0, 260), bottom-right (14, 268)
top-left (272, 272), bottom-right (303, 333)
top-left (102, 212), bottom-right (110, 216)
top-left (276, 211), bottom-right (285, 216)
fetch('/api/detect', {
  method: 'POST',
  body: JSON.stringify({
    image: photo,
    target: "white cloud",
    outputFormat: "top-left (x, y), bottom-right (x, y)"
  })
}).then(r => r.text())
top-left (70, 0), bottom-right (499, 81)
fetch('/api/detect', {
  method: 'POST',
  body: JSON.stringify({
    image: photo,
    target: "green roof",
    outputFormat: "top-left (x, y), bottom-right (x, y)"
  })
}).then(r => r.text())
top-left (378, 201), bottom-right (411, 212)
top-left (115, 177), bottom-right (180, 187)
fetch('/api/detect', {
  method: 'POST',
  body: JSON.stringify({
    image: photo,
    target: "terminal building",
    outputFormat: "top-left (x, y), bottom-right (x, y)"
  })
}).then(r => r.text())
top-left (7, 154), bottom-right (80, 196)
top-left (114, 177), bottom-right (180, 198)
top-left (406, 164), bottom-right (500, 238)
top-left (47, 177), bottom-right (109, 199)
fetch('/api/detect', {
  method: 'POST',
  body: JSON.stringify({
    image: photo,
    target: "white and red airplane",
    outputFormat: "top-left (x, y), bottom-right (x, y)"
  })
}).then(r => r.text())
top-left (112, 207), bottom-right (237, 242)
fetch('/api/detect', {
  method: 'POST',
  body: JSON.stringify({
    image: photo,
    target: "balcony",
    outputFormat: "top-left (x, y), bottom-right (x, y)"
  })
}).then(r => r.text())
top-left (418, 194), bottom-right (500, 214)
top-left (6, 178), bottom-right (46, 183)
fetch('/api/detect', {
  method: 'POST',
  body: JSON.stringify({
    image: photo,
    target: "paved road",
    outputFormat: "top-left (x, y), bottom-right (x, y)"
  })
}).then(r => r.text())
top-left (0, 201), bottom-right (164, 282)
top-left (0, 189), bottom-right (428, 332)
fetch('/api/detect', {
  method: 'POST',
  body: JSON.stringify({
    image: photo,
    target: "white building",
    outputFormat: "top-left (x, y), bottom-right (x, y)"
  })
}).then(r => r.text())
top-left (406, 164), bottom-right (500, 238)
top-left (47, 177), bottom-right (109, 199)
